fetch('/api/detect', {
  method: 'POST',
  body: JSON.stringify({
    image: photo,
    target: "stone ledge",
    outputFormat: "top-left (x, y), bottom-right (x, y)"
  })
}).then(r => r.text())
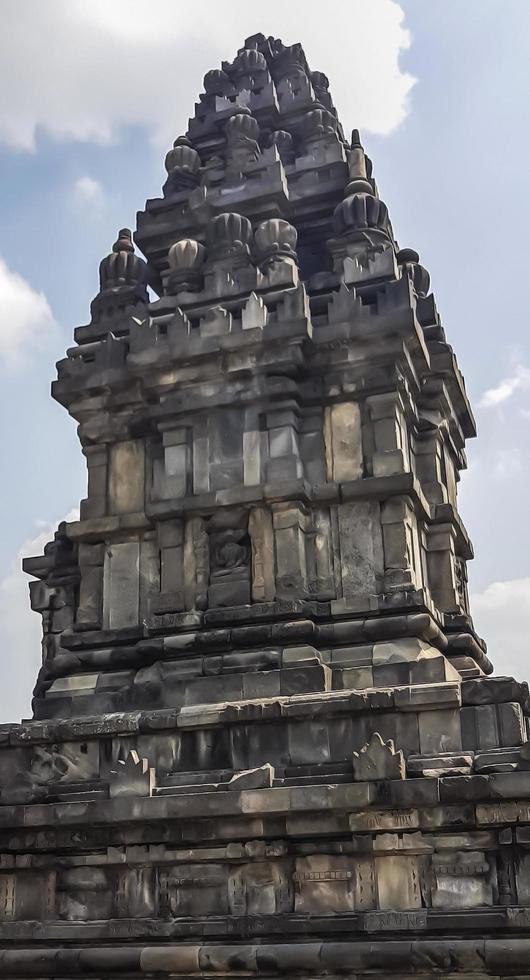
top-left (0, 905), bottom-right (523, 941)
top-left (0, 938), bottom-right (528, 975)
top-left (13, 682), bottom-right (464, 744)
top-left (4, 776), bottom-right (530, 830)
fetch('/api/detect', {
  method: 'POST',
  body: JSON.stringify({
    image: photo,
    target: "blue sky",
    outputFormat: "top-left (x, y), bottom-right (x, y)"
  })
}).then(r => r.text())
top-left (0, 0), bottom-right (529, 721)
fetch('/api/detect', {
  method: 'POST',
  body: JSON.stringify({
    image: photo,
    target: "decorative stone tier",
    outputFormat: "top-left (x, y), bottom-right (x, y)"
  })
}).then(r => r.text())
top-left (5, 30), bottom-right (528, 980)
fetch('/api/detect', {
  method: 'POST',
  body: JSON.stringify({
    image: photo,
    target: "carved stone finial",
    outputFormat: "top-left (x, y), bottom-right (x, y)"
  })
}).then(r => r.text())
top-left (225, 113), bottom-right (260, 173)
top-left (311, 70), bottom-right (329, 94)
top-left (98, 229), bottom-right (147, 293)
top-left (209, 212), bottom-right (253, 259)
top-left (232, 47), bottom-right (267, 78)
top-left (167, 238), bottom-right (206, 293)
top-left (225, 112), bottom-right (260, 145)
top-left (345, 129), bottom-right (373, 195)
top-left (112, 228), bottom-right (134, 254)
top-left (301, 107), bottom-right (337, 142)
top-left (163, 140), bottom-right (201, 196)
top-left (269, 41), bottom-right (307, 80)
top-left (397, 247), bottom-right (419, 264)
top-left (269, 129), bottom-right (295, 164)
top-left (254, 218), bottom-right (298, 269)
top-left (203, 68), bottom-right (231, 95)
top-left (333, 193), bottom-right (391, 240)
top-left (352, 732), bottom-right (406, 781)
top-left (397, 248), bottom-right (431, 297)
top-left (91, 228), bottom-right (149, 324)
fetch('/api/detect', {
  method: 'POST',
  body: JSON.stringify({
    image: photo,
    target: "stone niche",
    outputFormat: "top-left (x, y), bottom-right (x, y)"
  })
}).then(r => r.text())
top-left (102, 534), bottom-right (159, 630)
top-left (207, 509), bottom-right (251, 607)
top-left (108, 439), bottom-right (145, 514)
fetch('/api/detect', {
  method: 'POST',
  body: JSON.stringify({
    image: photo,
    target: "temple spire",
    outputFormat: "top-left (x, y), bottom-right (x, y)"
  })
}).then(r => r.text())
top-left (5, 33), bottom-right (524, 980)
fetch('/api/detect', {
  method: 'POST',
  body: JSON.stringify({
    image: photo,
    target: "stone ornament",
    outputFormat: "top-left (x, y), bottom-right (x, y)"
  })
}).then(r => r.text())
top-left (254, 218), bottom-right (298, 268)
top-left (167, 238), bottom-right (206, 292)
top-left (333, 193), bottom-right (391, 238)
top-left (301, 107), bottom-right (337, 141)
top-left (98, 228), bottom-right (147, 292)
top-left (268, 129), bottom-right (295, 164)
top-left (163, 138), bottom-right (201, 196)
top-left (209, 211), bottom-right (253, 257)
top-left (232, 47), bottom-right (268, 78)
top-left (225, 112), bottom-right (260, 144)
top-left (203, 68), bottom-right (231, 96)
top-left (397, 247), bottom-right (431, 298)
top-left (89, 228), bottom-right (149, 325)
top-left (109, 750), bottom-right (155, 798)
top-left (352, 732), bottom-right (406, 781)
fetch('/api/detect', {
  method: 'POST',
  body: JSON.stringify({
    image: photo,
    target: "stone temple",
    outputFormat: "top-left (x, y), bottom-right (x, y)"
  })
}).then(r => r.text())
top-left (1, 31), bottom-right (530, 979)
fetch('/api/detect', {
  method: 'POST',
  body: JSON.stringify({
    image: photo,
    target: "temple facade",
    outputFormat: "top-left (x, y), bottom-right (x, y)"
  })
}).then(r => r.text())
top-left (1, 32), bottom-right (529, 979)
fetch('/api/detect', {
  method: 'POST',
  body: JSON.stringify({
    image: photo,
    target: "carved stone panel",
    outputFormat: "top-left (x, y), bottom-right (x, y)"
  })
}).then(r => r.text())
top-left (228, 861), bottom-right (291, 915)
top-left (294, 856), bottom-right (354, 913)
top-left (160, 864), bottom-right (228, 916)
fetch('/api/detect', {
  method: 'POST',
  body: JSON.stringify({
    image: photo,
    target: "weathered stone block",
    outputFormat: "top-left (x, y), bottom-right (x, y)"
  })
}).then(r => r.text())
top-left (337, 501), bottom-right (383, 597)
top-left (294, 855), bottom-right (355, 912)
top-left (108, 440), bottom-right (145, 514)
top-left (103, 540), bottom-right (139, 629)
top-left (419, 708), bottom-right (462, 754)
top-left (324, 402), bottom-right (363, 482)
top-left (353, 732), bottom-right (405, 781)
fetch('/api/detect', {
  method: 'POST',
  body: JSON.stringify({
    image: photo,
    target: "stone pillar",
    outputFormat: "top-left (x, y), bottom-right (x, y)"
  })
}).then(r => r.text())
top-left (272, 504), bottom-right (309, 598)
top-left (80, 445), bottom-right (108, 519)
top-left (381, 496), bottom-right (422, 591)
top-left (306, 509), bottom-right (335, 599)
top-left (139, 533), bottom-right (161, 624)
top-left (192, 419), bottom-right (210, 494)
top-left (183, 517), bottom-right (209, 611)
top-left (414, 430), bottom-right (446, 504)
top-left (266, 409), bottom-right (303, 482)
top-left (102, 540), bottom-right (140, 629)
top-left (160, 425), bottom-right (190, 498)
top-left (243, 409), bottom-right (262, 487)
top-left (76, 543), bottom-right (105, 631)
top-left (426, 523), bottom-right (461, 613)
top-left (323, 402), bottom-right (363, 483)
top-left (366, 392), bottom-right (410, 478)
top-left (156, 522), bottom-right (184, 603)
top-left (249, 507), bottom-right (275, 602)
top-left (108, 440), bottom-right (145, 515)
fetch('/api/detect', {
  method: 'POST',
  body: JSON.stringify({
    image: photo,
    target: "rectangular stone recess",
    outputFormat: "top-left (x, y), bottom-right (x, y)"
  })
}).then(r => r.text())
top-left (108, 440), bottom-right (145, 513)
top-left (337, 501), bottom-right (382, 596)
top-left (103, 541), bottom-right (140, 628)
top-left (324, 402), bottom-right (363, 482)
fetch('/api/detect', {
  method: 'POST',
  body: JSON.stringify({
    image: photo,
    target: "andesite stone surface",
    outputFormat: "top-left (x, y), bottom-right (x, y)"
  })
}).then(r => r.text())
top-left (2, 31), bottom-right (529, 978)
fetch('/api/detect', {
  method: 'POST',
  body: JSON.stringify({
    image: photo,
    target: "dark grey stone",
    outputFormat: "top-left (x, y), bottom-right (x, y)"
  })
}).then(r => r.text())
top-left (4, 29), bottom-right (527, 980)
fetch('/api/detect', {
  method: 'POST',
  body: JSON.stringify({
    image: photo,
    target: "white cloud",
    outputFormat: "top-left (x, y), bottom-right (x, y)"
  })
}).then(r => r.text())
top-left (72, 175), bottom-right (106, 216)
top-left (492, 447), bottom-right (523, 482)
top-left (471, 578), bottom-right (530, 683)
top-left (0, 511), bottom-right (79, 723)
top-left (479, 364), bottom-right (530, 408)
top-left (0, 0), bottom-right (414, 152)
top-left (0, 259), bottom-right (56, 370)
